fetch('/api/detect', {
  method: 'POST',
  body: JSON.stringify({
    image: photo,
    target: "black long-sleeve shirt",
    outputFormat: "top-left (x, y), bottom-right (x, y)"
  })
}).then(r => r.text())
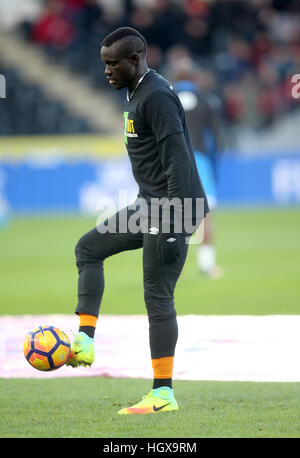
top-left (123, 69), bottom-right (209, 229)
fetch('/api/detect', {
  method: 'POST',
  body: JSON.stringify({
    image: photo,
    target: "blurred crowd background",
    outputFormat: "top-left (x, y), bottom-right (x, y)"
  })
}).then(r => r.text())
top-left (0, 0), bottom-right (300, 215)
top-left (1, 0), bottom-right (300, 137)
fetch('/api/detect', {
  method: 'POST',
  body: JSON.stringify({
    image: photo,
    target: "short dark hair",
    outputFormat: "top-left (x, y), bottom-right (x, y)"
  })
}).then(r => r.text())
top-left (101, 27), bottom-right (147, 56)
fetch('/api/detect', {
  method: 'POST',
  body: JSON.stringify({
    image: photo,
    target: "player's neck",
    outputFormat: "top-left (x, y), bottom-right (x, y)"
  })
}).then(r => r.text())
top-left (128, 64), bottom-right (149, 92)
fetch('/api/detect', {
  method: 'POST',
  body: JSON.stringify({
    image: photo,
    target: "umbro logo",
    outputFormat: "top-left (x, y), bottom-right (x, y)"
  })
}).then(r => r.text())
top-left (149, 227), bottom-right (159, 235)
top-left (167, 238), bottom-right (176, 242)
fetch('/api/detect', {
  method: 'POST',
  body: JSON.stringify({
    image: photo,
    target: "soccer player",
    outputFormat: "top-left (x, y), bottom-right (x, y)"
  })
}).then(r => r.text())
top-left (66, 27), bottom-right (209, 414)
top-left (173, 67), bottom-right (224, 278)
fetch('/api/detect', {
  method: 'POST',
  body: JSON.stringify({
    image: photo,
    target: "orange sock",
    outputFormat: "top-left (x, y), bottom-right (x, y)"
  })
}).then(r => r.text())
top-left (79, 313), bottom-right (98, 338)
top-left (152, 356), bottom-right (174, 388)
top-left (79, 313), bottom-right (98, 328)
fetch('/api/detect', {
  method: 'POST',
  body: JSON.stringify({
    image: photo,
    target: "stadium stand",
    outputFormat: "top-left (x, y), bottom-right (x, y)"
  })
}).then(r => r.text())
top-left (0, 65), bottom-right (95, 136)
top-left (0, 0), bottom-right (299, 137)
top-left (20, 1), bottom-right (300, 125)
top-left (0, 29), bottom-right (123, 135)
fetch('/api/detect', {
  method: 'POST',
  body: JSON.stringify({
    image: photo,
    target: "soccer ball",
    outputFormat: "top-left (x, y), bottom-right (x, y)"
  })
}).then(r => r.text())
top-left (24, 325), bottom-right (71, 371)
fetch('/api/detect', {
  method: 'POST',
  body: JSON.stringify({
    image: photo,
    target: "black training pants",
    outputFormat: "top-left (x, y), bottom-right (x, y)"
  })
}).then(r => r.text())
top-left (74, 204), bottom-right (189, 359)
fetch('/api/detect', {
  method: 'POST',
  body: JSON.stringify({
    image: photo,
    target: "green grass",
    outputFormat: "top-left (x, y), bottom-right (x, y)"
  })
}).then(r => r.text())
top-left (0, 208), bottom-right (299, 438)
top-left (0, 208), bottom-right (299, 315)
top-left (1, 377), bottom-right (299, 438)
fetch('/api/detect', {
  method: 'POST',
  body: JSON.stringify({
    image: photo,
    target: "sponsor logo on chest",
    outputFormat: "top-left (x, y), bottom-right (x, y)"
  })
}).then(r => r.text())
top-left (124, 111), bottom-right (138, 143)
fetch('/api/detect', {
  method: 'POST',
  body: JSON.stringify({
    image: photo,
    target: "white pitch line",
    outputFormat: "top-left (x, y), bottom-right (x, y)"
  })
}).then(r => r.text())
top-left (1, 314), bottom-right (300, 382)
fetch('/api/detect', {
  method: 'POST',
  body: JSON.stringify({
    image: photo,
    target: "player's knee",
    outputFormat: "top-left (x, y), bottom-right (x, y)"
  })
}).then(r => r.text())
top-left (147, 308), bottom-right (177, 326)
top-left (75, 233), bottom-right (100, 266)
top-left (144, 293), bottom-right (176, 323)
top-left (144, 274), bottom-right (177, 321)
top-left (75, 234), bottom-right (87, 261)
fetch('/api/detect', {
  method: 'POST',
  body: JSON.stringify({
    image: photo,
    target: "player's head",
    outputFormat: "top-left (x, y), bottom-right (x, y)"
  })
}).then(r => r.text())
top-left (100, 27), bottom-right (148, 90)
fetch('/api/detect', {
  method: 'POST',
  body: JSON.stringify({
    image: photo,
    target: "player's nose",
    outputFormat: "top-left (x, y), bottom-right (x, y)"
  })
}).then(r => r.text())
top-left (104, 65), bottom-right (112, 76)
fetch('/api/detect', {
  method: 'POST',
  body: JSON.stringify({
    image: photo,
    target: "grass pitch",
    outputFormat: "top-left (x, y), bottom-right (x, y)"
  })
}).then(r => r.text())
top-left (0, 207), bottom-right (299, 438)
top-left (1, 377), bottom-right (300, 438)
top-left (0, 207), bottom-right (299, 315)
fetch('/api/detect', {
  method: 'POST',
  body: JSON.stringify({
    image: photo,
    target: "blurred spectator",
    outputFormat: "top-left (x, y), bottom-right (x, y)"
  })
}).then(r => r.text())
top-left (161, 45), bottom-right (193, 80)
top-left (146, 44), bottom-right (163, 70)
top-left (256, 59), bottom-right (288, 126)
top-left (75, 0), bottom-right (104, 33)
top-left (183, 0), bottom-right (209, 18)
top-left (223, 82), bottom-right (247, 125)
top-left (215, 36), bottom-right (253, 82)
top-left (127, 6), bottom-right (158, 46)
top-left (181, 16), bottom-right (212, 57)
top-left (31, 0), bottom-right (75, 52)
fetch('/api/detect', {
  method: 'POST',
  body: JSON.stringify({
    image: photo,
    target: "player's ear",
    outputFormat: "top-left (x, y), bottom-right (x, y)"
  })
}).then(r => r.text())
top-left (129, 52), bottom-right (139, 65)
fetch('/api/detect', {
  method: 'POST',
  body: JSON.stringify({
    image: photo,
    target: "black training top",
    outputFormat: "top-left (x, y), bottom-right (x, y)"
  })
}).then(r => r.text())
top-left (123, 69), bottom-right (209, 219)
